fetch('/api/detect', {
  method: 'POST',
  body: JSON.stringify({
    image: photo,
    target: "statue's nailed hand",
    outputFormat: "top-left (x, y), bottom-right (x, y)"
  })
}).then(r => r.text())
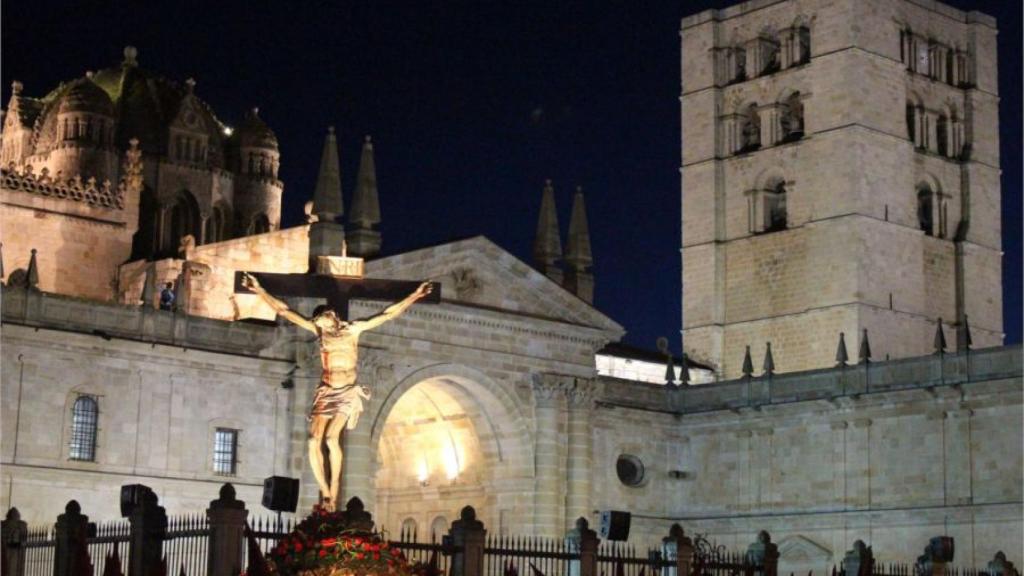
top-left (414, 281), bottom-right (433, 299)
top-left (241, 272), bottom-right (261, 291)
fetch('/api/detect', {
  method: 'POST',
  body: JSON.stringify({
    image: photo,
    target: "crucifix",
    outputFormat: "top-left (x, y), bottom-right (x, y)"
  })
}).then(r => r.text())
top-left (234, 253), bottom-right (440, 510)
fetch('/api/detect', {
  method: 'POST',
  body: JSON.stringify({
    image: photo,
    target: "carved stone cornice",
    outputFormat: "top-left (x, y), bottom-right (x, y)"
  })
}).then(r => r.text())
top-left (532, 373), bottom-right (567, 408)
top-left (565, 378), bottom-right (598, 410)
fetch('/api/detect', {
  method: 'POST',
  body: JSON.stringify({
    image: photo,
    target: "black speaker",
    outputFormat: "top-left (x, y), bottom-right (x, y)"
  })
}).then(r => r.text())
top-left (598, 510), bottom-right (631, 541)
top-left (262, 476), bottom-right (300, 513)
top-left (120, 484), bottom-right (151, 518)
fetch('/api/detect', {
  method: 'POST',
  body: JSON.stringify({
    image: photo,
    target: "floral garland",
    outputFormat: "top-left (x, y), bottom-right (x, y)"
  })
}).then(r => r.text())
top-left (261, 506), bottom-right (438, 576)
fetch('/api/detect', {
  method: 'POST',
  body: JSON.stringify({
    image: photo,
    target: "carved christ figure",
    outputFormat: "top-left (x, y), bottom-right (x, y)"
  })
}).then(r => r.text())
top-left (242, 272), bottom-right (433, 509)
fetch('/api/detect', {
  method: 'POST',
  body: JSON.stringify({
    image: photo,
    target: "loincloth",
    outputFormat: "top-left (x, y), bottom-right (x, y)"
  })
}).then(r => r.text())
top-left (309, 382), bottom-right (370, 429)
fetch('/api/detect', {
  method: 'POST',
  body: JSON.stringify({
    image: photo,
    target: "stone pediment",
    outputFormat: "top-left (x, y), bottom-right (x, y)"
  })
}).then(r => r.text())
top-left (778, 535), bottom-right (833, 563)
top-left (364, 236), bottom-right (623, 336)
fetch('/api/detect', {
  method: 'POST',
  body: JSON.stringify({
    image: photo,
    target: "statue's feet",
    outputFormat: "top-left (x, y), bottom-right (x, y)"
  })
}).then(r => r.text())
top-left (320, 495), bottom-right (334, 510)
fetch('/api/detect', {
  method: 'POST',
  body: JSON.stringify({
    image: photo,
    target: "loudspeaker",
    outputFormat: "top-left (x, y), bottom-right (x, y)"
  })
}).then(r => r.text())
top-left (262, 476), bottom-right (300, 513)
top-left (120, 484), bottom-right (151, 518)
top-left (598, 510), bottom-right (631, 541)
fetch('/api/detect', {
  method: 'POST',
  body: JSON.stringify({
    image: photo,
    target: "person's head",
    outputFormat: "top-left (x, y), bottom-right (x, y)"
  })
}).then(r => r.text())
top-left (164, 282), bottom-right (173, 290)
top-left (311, 305), bottom-right (346, 333)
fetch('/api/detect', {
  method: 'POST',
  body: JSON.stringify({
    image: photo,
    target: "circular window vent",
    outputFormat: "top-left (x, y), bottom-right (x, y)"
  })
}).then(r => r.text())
top-left (616, 454), bottom-right (645, 487)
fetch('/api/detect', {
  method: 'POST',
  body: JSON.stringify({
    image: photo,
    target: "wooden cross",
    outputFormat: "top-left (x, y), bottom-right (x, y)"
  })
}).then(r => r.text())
top-left (233, 271), bottom-right (441, 321)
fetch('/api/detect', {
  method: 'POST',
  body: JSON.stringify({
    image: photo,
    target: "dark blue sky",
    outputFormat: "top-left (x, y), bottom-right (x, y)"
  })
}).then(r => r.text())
top-left (3, 1), bottom-right (1020, 352)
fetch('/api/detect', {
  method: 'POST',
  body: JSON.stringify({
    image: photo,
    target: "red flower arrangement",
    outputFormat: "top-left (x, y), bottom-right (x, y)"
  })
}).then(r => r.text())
top-left (265, 505), bottom-right (415, 576)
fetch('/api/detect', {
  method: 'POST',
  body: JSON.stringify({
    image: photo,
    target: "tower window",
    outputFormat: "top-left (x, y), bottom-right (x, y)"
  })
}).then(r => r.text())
top-left (738, 104), bottom-right (761, 153)
top-left (213, 428), bottom-right (238, 475)
top-left (780, 93), bottom-right (804, 143)
top-left (797, 26), bottom-right (811, 65)
top-left (69, 396), bottom-right (98, 462)
top-left (936, 114), bottom-right (949, 157)
top-left (765, 182), bottom-right (788, 232)
top-left (734, 47), bottom-right (747, 82)
top-left (906, 103), bottom-right (917, 144)
top-left (917, 186), bottom-right (934, 236)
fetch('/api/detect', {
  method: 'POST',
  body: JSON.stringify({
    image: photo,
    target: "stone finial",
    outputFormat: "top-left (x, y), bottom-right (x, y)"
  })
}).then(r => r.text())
top-left (842, 540), bottom-right (874, 576)
top-left (208, 482), bottom-right (244, 511)
top-left (859, 329), bottom-right (872, 363)
top-left (679, 352), bottom-right (691, 385)
top-left (960, 315), bottom-right (973, 351)
top-left (934, 318), bottom-right (947, 355)
top-left (123, 46), bottom-right (138, 67)
top-left (4, 507), bottom-right (20, 522)
top-left (836, 332), bottom-right (849, 366)
top-left (987, 551), bottom-right (1020, 576)
top-left (741, 346), bottom-right (754, 378)
top-left (11, 80), bottom-right (23, 96)
top-left (311, 126), bottom-right (343, 221)
top-left (762, 342), bottom-right (775, 377)
top-left (563, 186), bottom-right (594, 303)
top-left (185, 78), bottom-right (196, 93)
top-left (26, 248), bottom-right (39, 289)
top-left (346, 133), bottom-right (382, 257)
top-left (533, 179), bottom-right (563, 283)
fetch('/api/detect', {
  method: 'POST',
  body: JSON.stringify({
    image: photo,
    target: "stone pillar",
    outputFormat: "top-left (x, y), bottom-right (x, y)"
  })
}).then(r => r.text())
top-left (736, 429), bottom-right (753, 512)
top-left (847, 419), bottom-right (872, 509)
top-left (2, 508), bottom-right (28, 576)
top-left (566, 517), bottom-right (598, 576)
top-left (662, 524), bottom-right (695, 576)
top-left (532, 374), bottom-right (564, 537)
top-left (53, 501), bottom-right (92, 576)
top-left (206, 484), bottom-right (248, 576)
top-left (944, 409), bottom-right (973, 505)
top-left (746, 531), bottom-right (779, 576)
top-left (450, 506), bottom-right (486, 576)
top-left (564, 379), bottom-right (595, 532)
top-left (126, 486), bottom-right (167, 576)
top-left (830, 421), bottom-right (849, 509)
top-left (842, 540), bottom-right (874, 576)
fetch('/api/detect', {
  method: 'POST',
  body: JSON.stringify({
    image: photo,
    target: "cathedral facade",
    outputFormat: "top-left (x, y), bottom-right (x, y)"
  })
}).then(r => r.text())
top-left (1, 0), bottom-right (1021, 571)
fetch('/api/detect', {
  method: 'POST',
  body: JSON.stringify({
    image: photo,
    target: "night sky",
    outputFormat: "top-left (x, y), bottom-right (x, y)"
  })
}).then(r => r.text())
top-left (3, 1), bottom-right (1020, 353)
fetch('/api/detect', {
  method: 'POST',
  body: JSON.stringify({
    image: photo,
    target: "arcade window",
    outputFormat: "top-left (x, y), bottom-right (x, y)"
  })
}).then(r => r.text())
top-left (213, 428), bottom-right (239, 476)
top-left (69, 395), bottom-right (99, 461)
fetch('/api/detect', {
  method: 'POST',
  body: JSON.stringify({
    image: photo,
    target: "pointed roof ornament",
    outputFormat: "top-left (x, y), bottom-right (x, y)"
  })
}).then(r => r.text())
top-left (934, 318), bottom-right (947, 355)
top-left (679, 352), bottom-right (691, 385)
top-left (762, 342), bottom-right (775, 377)
top-left (26, 248), bottom-right (39, 289)
top-left (835, 332), bottom-right (849, 366)
top-left (533, 179), bottom-right (563, 268)
top-left (349, 135), bottom-right (381, 228)
top-left (741, 346), bottom-right (754, 378)
top-left (859, 329), bottom-right (872, 364)
top-left (123, 46), bottom-right (139, 67)
top-left (140, 264), bottom-right (156, 308)
top-left (311, 126), bottom-right (343, 221)
top-left (11, 80), bottom-right (23, 96)
top-left (961, 315), bottom-right (973, 351)
top-left (564, 186), bottom-right (592, 270)
top-left (184, 78), bottom-right (196, 94)
top-left (657, 337), bottom-right (676, 385)
top-left (0, 242), bottom-right (5, 282)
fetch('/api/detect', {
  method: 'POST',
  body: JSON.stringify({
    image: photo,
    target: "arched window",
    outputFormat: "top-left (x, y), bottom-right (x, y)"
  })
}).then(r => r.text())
top-left (249, 213), bottom-right (271, 235)
top-left (761, 37), bottom-right (780, 75)
top-left (765, 181), bottom-right (788, 232)
top-left (165, 191), bottom-right (201, 254)
top-left (734, 47), bottom-right (747, 82)
top-left (430, 517), bottom-right (448, 542)
top-left (906, 103), bottom-right (917, 143)
top-left (936, 114), bottom-right (949, 157)
top-left (738, 104), bottom-right (761, 153)
top-left (69, 396), bottom-right (98, 461)
top-left (797, 26), bottom-right (811, 65)
top-left (780, 92), bottom-right (804, 142)
top-left (401, 518), bottom-right (418, 541)
top-left (917, 186), bottom-right (934, 236)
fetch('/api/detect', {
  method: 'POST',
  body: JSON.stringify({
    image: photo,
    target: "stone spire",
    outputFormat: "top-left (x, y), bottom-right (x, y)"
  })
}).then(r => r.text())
top-left (308, 127), bottom-right (347, 271)
top-left (532, 179), bottom-right (563, 284)
top-left (346, 136), bottom-right (382, 258)
top-left (563, 186), bottom-right (594, 303)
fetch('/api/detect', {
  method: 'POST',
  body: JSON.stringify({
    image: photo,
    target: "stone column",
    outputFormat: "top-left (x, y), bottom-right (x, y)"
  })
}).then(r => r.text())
top-left (206, 484), bottom-right (248, 576)
top-left (662, 524), bottom-right (695, 576)
top-left (450, 506), bottom-right (486, 576)
top-left (126, 486), bottom-right (167, 576)
top-left (532, 374), bottom-right (564, 537)
top-left (53, 501), bottom-right (92, 576)
top-left (847, 419), bottom-right (872, 509)
top-left (2, 508), bottom-right (28, 576)
top-left (564, 379), bottom-right (595, 532)
top-left (945, 408), bottom-right (973, 505)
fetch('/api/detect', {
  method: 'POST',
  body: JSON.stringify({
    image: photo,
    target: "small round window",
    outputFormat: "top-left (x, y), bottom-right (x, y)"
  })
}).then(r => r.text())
top-left (616, 454), bottom-right (645, 487)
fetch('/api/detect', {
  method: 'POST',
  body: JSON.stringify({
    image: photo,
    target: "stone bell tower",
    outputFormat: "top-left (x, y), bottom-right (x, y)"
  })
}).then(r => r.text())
top-left (679, 0), bottom-right (1002, 378)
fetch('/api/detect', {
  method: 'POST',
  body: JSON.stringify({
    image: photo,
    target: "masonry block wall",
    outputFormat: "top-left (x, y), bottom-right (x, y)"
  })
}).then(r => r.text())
top-left (680, 0), bottom-right (1003, 378)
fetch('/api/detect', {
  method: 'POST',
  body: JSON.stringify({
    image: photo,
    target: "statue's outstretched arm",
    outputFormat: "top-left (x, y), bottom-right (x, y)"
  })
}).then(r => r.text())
top-left (353, 282), bottom-right (433, 332)
top-left (242, 272), bottom-right (317, 333)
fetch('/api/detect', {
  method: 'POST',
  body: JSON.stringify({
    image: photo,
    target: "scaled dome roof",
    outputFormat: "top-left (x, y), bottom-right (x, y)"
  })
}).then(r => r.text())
top-left (236, 107), bottom-right (279, 150)
top-left (56, 77), bottom-right (115, 116)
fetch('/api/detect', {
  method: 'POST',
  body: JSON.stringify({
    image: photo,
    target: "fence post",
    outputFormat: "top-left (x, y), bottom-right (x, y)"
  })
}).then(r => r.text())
top-left (2, 507), bottom-right (28, 576)
top-left (661, 524), bottom-right (694, 576)
top-left (842, 541), bottom-right (874, 576)
top-left (986, 551), bottom-right (1020, 576)
top-left (915, 537), bottom-right (954, 576)
top-left (126, 486), bottom-right (167, 576)
top-left (449, 506), bottom-right (485, 576)
top-left (53, 501), bottom-right (93, 576)
top-left (206, 484), bottom-right (248, 576)
top-left (566, 517), bottom-right (598, 576)
top-left (745, 531), bottom-right (779, 576)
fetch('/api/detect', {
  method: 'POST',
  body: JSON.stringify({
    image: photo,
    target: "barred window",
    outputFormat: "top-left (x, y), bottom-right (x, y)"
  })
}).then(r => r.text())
top-left (69, 396), bottom-right (98, 461)
top-left (213, 428), bottom-right (238, 476)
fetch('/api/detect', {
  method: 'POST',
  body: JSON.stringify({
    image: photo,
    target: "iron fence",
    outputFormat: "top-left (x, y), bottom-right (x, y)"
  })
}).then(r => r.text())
top-left (24, 526), bottom-right (55, 576)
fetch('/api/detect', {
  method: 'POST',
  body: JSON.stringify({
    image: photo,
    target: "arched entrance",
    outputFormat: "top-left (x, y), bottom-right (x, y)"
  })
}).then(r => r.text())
top-left (368, 365), bottom-right (531, 538)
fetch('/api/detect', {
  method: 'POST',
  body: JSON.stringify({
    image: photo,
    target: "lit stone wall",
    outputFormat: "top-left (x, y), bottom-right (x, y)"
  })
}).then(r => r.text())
top-left (680, 0), bottom-right (1003, 378)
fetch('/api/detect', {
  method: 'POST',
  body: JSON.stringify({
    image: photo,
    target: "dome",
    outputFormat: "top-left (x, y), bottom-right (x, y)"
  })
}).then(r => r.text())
top-left (237, 107), bottom-right (278, 149)
top-left (57, 77), bottom-right (115, 117)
